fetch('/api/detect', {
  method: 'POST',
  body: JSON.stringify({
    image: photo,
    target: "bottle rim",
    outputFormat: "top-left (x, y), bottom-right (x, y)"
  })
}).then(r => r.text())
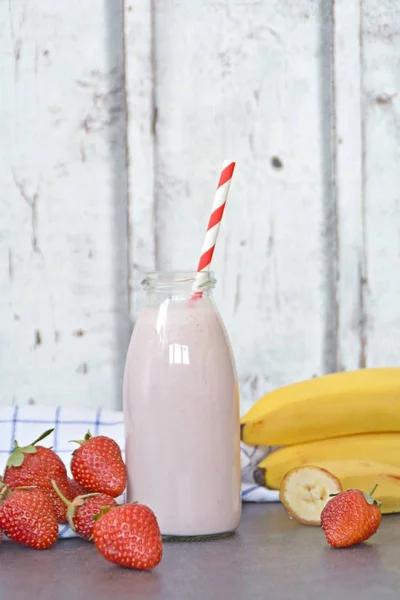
top-left (141, 270), bottom-right (216, 291)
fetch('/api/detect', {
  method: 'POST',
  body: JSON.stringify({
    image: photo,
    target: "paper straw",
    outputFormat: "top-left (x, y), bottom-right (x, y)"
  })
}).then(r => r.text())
top-left (192, 160), bottom-right (236, 294)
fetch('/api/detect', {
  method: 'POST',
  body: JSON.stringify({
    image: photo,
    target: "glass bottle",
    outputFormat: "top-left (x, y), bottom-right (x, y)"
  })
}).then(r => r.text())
top-left (123, 271), bottom-right (241, 540)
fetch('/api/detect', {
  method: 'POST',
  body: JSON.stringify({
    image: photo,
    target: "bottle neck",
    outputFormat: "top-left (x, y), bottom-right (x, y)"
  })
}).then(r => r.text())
top-left (141, 271), bottom-right (216, 302)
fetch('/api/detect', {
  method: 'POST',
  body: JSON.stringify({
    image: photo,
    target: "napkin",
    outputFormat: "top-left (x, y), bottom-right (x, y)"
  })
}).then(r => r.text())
top-left (0, 405), bottom-right (279, 538)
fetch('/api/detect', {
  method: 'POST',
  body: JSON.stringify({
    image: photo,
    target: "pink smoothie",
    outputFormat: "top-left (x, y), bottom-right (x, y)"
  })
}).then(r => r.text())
top-left (123, 297), bottom-right (241, 537)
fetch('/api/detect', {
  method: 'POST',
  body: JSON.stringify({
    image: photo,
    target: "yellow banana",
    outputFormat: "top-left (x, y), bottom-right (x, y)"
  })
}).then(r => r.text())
top-left (302, 460), bottom-right (400, 514)
top-left (241, 367), bottom-right (400, 445)
top-left (278, 461), bottom-right (400, 521)
top-left (254, 432), bottom-right (400, 490)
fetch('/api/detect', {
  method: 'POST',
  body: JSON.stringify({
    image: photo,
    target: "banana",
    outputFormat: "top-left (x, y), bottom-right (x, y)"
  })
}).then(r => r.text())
top-left (241, 367), bottom-right (400, 445)
top-left (285, 460), bottom-right (400, 515)
top-left (279, 466), bottom-right (342, 526)
top-left (279, 461), bottom-right (400, 523)
top-left (307, 460), bottom-right (400, 515)
top-left (253, 432), bottom-right (400, 490)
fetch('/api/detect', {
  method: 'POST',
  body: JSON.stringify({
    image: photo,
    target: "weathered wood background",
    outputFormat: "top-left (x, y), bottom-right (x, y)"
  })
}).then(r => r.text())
top-left (1, 0), bottom-right (399, 415)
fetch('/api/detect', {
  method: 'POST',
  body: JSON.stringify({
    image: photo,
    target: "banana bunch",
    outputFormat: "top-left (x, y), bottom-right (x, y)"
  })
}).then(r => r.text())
top-left (241, 367), bottom-right (400, 511)
top-left (241, 367), bottom-right (400, 446)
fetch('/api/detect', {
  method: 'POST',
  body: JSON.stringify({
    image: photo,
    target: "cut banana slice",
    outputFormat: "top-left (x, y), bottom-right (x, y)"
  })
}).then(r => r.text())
top-left (280, 466), bottom-right (343, 526)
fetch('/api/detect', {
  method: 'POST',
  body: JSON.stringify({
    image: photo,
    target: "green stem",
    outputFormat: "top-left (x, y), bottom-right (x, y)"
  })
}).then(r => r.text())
top-left (69, 430), bottom-right (92, 447)
top-left (51, 479), bottom-right (71, 508)
top-left (0, 485), bottom-right (9, 501)
top-left (369, 484), bottom-right (378, 497)
top-left (92, 505), bottom-right (112, 521)
top-left (30, 428), bottom-right (54, 447)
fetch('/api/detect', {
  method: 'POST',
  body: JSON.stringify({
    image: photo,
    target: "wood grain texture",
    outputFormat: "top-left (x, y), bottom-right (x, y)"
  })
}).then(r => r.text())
top-left (124, 0), bottom-right (157, 323)
top-left (149, 0), bottom-right (335, 413)
top-left (2, 0), bottom-right (400, 414)
top-left (0, 0), bottom-right (129, 409)
top-left (362, 0), bottom-right (400, 367)
top-left (332, 0), bottom-right (366, 370)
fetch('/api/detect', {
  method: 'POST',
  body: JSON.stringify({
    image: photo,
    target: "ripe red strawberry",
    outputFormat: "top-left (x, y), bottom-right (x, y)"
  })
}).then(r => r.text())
top-left (4, 429), bottom-right (73, 523)
top-left (52, 479), bottom-right (117, 541)
top-left (93, 503), bottom-right (163, 570)
top-left (321, 486), bottom-right (382, 548)
top-left (0, 488), bottom-right (58, 549)
top-left (70, 431), bottom-right (126, 498)
top-left (0, 480), bottom-right (5, 543)
top-left (68, 477), bottom-right (90, 500)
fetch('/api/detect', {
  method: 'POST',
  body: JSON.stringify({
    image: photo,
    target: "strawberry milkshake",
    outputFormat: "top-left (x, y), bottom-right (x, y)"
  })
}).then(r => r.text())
top-left (123, 271), bottom-right (241, 539)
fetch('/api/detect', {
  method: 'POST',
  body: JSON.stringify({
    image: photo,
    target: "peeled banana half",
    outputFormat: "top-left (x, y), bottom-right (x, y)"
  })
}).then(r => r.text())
top-left (241, 367), bottom-right (400, 446)
top-left (254, 432), bottom-right (400, 490)
top-left (279, 466), bottom-right (342, 526)
top-left (305, 460), bottom-right (400, 514)
top-left (279, 461), bottom-right (400, 522)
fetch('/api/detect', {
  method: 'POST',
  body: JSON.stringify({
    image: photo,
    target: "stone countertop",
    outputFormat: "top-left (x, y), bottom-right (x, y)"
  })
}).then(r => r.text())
top-left (1, 503), bottom-right (399, 600)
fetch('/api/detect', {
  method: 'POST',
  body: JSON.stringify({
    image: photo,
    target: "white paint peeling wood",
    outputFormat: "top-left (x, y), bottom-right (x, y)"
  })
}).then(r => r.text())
top-left (2, 0), bottom-right (400, 414)
top-left (361, 0), bottom-right (400, 367)
top-left (0, 0), bottom-right (129, 409)
top-left (332, 0), bottom-right (366, 370)
top-left (150, 0), bottom-right (334, 414)
top-left (123, 0), bottom-right (156, 324)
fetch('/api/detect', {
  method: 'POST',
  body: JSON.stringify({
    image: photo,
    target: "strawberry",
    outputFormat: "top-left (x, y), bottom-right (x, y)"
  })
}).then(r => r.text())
top-left (70, 431), bottom-right (126, 498)
top-left (0, 488), bottom-right (58, 549)
top-left (93, 503), bottom-right (163, 570)
top-left (68, 477), bottom-right (90, 499)
top-left (4, 429), bottom-right (73, 523)
top-left (0, 480), bottom-right (5, 543)
top-left (52, 479), bottom-right (117, 541)
top-left (321, 485), bottom-right (382, 548)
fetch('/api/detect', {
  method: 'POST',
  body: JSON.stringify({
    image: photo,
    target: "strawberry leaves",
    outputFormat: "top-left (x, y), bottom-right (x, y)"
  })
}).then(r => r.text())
top-left (70, 430), bottom-right (92, 447)
top-left (6, 429), bottom-right (54, 468)
top-left (363, 484), bottom-right (382, 507)
top-left (7, 443), bottom-right (36, 468)
top-left (92, 505), bottom-right (112, 521)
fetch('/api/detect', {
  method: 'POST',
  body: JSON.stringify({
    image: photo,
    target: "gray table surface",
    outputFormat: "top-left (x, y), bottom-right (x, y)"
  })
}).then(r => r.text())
top-left (1, 503), bottom-right (399, 600)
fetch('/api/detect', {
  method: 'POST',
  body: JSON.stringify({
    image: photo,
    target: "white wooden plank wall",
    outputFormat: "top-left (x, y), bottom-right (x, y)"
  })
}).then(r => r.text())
top-left (0, 0), bottom-right (129, 409)
top-left (123, 1), bottom-right (156, 321)
top-left (1, 0), bottom-right (400, 413)
top-left (362, 0), bottom-right (400, 367)
top-left (332, 0), bottom-right (365, 372)
top-left (137, 0), bottom-right (333, 417)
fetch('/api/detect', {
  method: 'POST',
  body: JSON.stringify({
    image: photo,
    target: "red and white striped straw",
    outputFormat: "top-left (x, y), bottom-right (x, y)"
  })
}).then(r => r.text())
top-left (192, 160), bottom-right (236, 293)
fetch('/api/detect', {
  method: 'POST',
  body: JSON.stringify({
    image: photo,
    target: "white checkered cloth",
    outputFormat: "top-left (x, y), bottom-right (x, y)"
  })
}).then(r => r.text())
top-left (0, 406), bottom-right (279, 538)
